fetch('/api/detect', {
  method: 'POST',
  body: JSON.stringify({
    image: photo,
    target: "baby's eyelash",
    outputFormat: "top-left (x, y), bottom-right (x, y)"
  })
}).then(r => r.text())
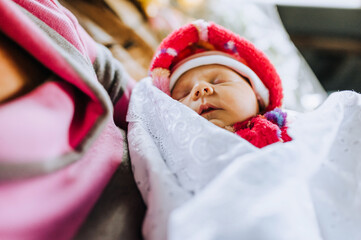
top-left (213, 79), bottom-right (227, 84)
top-left (213, 79), bottom-right (220, 84)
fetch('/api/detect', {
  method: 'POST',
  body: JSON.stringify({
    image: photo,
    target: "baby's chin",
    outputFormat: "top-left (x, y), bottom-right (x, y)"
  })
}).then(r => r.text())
top-left (209, 119), bottom-right (235, 133)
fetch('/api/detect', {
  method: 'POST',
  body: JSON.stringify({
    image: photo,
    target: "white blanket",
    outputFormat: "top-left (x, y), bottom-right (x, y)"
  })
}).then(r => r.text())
top-left (127, 77), bottom-right (361, 240)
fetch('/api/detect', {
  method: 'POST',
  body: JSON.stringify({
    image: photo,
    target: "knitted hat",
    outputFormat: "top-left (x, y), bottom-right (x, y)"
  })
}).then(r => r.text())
top-left (150, 19), bottom-right (283, 112)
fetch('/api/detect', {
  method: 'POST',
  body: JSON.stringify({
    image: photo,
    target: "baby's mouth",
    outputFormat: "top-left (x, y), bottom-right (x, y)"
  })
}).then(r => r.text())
top-left (198, 104), bottom-right (219, 116)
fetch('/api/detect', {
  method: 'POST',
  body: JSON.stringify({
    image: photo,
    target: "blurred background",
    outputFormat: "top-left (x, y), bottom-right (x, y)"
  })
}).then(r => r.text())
top-left (60, 0), bottom-right (361, 112)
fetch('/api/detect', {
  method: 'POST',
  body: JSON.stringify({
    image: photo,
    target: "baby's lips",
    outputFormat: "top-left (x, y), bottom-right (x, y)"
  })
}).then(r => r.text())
top-left (198, 103), bottom-right (221, 115)
top-left (198, 103), bottom-right (211, 115)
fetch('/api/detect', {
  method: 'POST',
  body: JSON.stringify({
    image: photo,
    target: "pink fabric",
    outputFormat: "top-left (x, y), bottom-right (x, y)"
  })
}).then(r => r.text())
top-left (0, 0), bottom-right (102, 147)
top-left (0, 121), bottom-right (124, 240)
top-left (0, 0), bottom-right (98, 100)
top-left (0, 82), bottom-right (74, 160)
top-left (58, 2), bottom-right (97, 62)
top-left (13, 0), bottom-right (96, 59)
top-left (68, 91), bottom-right (104, 148)
top-left (0, 0), bottom-right (132, 239)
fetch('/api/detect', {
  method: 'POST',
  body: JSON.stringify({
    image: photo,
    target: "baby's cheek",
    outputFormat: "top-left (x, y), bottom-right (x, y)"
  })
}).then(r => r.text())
top-left (180, 98), bottom-right (196, 111)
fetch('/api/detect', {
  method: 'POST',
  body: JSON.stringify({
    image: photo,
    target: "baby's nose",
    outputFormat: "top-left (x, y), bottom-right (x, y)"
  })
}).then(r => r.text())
top-left (192, 82), bottom-right (214, 100)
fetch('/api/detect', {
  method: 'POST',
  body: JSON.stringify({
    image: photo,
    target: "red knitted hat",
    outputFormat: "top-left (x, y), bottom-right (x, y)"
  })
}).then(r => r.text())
top-left (149, 19), bottom-right (283, 112)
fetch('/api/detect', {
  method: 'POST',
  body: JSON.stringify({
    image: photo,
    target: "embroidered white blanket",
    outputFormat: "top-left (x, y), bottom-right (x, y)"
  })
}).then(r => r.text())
top-left (127, 77), bottom-right (361, 240)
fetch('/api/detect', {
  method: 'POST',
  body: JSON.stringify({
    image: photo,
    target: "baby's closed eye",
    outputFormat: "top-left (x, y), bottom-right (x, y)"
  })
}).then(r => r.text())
top-left (213, 78), bottom-right (237, 85)
top-left (213, 78), bottom-right (227, 84)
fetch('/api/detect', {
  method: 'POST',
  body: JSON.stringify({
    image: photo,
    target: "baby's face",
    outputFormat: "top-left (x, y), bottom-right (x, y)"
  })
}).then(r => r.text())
top-left (171, 64), bottom-right (259, 128)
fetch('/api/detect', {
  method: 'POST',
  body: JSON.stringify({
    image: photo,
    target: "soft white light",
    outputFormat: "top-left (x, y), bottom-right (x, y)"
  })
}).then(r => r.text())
top-left (250, 0), bottom-right (361, 9)
top-left (301, 93), bottom-right (325, 111)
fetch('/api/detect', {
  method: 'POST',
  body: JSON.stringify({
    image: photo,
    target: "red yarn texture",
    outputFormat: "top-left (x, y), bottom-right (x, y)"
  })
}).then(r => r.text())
top-left (234, 116), bottom-right (291, 148)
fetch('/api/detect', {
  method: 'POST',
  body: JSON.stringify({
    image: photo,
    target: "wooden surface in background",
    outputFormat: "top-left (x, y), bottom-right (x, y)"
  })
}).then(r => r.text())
top-left (61, 0), bottom-right (158, 81)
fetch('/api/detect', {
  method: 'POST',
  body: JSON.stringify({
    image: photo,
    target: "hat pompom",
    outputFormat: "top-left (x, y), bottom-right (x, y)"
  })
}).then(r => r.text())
top-left (151, 68), bottom-right (171, 95)
top-left (264, 108), bottom-right (287, 128)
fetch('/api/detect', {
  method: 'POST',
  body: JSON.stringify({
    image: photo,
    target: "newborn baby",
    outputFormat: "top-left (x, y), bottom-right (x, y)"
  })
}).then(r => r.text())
top-left (150, 20), bottom-right (291, 147)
